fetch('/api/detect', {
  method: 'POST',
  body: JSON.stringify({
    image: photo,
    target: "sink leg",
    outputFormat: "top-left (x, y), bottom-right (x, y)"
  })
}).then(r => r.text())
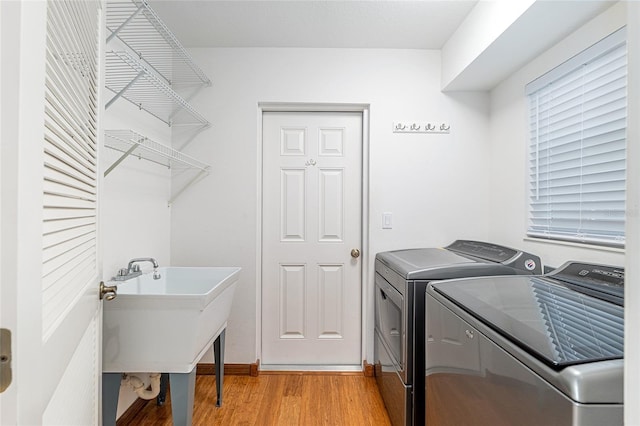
top-left (102, 373), bottom-right (121, 426)
top-left (169, 368), bottom-right (197, 426)
top-left (157, 373), bottom-right (169, 406)
top-left (214, 329), bottom-right (225, 406)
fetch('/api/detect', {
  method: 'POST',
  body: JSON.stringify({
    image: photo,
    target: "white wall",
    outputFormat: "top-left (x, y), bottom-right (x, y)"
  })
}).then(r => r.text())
top-left (101, 92), bottom-right (173, 417)
top-left (101, 101), bottom-right (172, 276)
top-left (169, 48), bottom-right (492, 363)
top-left (488, 2), bottom-right (626, 269)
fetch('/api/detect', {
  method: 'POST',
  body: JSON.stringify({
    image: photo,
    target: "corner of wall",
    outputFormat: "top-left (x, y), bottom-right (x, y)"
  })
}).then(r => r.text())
top-left (441, 0), bottom-right (534, 90)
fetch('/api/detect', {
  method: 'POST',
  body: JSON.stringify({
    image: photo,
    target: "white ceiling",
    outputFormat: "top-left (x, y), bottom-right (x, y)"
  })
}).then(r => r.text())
top-left (150, 0), bottom-right (479, 49)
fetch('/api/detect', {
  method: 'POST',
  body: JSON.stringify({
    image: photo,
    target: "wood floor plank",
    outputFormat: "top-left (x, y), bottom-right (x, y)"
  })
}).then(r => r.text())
top-left (277, 395), bottom-right (302, 425)
top-left (118, 373), bottom-right (391, 425)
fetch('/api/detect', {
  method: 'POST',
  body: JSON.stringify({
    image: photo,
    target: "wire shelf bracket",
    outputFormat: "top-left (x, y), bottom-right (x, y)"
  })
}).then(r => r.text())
top-left (104, 130), bottom-right (211, 204)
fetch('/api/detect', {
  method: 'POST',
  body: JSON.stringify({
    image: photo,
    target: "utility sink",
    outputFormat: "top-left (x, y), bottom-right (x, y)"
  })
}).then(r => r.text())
top-left (102, 267), bottom-right (240, 373)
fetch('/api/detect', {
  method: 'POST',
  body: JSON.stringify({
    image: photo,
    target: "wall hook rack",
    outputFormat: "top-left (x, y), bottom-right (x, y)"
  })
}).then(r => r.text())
top-left (392, 121), bottom-right (451, 134)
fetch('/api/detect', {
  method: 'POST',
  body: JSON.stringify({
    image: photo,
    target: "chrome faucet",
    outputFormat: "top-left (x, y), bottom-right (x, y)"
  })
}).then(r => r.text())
top-left (128, 257), bottom-right (159, 272)
top-left (113, 257), bottom-right (161, 281)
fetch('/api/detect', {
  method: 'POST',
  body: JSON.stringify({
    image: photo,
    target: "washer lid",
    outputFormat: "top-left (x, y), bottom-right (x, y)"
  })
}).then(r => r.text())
top-left (375, 247), bottom-right (524, 280)
top-left (377, 248), bottom-right (473, 272)
top-left (431, 275), bottom-right (624, 369)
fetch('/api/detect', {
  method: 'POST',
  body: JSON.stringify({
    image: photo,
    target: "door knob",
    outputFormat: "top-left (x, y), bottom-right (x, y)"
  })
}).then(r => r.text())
top-left (351, 249), bottom-right (361, 258)
top-left (100, 281), bottom-right (118, 301)
top-left (0, 328), bottom-right (12, 393)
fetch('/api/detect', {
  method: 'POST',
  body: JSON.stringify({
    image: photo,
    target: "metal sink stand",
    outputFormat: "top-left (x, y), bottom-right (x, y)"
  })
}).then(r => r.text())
top-left (102, 329), bottom-right (225, 426)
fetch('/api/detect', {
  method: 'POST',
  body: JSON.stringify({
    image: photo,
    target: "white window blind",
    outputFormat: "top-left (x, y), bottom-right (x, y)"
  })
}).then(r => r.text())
top-left (527, 28), bottom-right (627, 248)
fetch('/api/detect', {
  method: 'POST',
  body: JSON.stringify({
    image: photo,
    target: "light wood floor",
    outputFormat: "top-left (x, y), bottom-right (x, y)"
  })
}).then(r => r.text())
top-left (121, 373), bottom-right (392, 425)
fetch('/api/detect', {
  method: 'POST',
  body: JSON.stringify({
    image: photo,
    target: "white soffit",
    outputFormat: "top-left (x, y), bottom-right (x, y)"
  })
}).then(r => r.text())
top-left (150, 0), bottom-right (478, 49)
top-left (442, 0), bottom-right (616, 91)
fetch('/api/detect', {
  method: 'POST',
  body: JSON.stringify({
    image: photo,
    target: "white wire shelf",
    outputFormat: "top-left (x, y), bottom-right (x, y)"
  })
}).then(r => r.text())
top-left (106, 0), bottom-right (211, 88)
top-left (104, 129), bottom-right (210, 175)
top-left (105, 50), bottom-right (210, 128)
top-left (104, 129), bottom-right (210, 205)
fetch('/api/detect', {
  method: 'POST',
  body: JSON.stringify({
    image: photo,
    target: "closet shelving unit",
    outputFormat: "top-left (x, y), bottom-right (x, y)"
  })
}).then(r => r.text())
top-left (105, 0), bottom-right (211, 123)
top-left (104, 130), bottom-right (210, 204)
top-left (104, 0), bottom-right (212, 202)
top-left (105, 50), bottom-right (210, 127)
top-left (106, 0), bottom-right (211, 88)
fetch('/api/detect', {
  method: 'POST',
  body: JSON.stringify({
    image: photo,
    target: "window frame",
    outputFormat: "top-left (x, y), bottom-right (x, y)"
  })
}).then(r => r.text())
top-left (525, 27), bottom-right (627, 248)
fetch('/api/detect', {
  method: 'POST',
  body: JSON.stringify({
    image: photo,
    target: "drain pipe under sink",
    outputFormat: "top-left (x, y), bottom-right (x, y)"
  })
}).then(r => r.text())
top-left (122, 373), bottom-right (162, 400)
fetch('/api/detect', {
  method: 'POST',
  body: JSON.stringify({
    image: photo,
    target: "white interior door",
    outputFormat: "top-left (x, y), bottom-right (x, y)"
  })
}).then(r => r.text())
top-left (262, 111), bottom-right (362, 368)
top-left (0, 1), bottom-right (103, 424)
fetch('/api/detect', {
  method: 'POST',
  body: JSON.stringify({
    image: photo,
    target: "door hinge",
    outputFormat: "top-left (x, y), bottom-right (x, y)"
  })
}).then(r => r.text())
top-left (0, 328), bottom-right (12, 393)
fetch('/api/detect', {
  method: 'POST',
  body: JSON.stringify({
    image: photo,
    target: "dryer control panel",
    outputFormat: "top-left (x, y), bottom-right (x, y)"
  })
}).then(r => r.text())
top-left (548, 262), bottom-right (624, 304)
top-left (446, 240), bottom-right (542, 274)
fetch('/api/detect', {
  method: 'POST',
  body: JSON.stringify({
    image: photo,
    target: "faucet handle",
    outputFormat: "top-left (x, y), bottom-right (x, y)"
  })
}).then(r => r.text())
top-left (117, 268), bottom-right (128, 277)
top-left (131, 264), bottom-right (141, 273)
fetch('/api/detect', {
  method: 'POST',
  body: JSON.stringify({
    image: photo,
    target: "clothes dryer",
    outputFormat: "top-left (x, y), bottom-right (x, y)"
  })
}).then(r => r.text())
top-left (374, 240), bottom-right (542, 426)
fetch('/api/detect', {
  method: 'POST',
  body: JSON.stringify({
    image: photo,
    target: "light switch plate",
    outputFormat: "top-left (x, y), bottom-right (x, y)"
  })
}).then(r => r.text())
top-left (382, 212), bottom-right (393, 229)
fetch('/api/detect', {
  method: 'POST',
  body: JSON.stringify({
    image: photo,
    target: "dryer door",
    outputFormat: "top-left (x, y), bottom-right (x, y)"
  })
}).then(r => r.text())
top-left (374, 273), bottom-right (405, 377)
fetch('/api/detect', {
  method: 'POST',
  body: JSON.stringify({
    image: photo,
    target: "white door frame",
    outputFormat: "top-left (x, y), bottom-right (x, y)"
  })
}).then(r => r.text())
top-left (256, 103), bottom-right (370, 368)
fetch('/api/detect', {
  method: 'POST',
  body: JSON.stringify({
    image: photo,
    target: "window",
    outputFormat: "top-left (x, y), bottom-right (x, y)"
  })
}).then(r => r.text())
top-left (526, 28), bottom-right (627, 248)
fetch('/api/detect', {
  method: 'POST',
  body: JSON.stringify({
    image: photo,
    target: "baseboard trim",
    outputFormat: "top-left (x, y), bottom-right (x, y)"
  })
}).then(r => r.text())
top-left (251, 359), bottom-right (260, 377)
top-left (259, 370), bottom-right (365, 376)
top-left (116, 397), bottom-right (148, 426)
top-left (196, 362), bottom-right (260, 376)
top-left (259, 361), bottom-right (374, 377)
top-left (363, 361), bottom-right (374, 377)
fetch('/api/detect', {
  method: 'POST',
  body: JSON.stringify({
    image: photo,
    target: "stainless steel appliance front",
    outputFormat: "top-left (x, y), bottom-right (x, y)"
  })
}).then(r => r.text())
top-left (374, 271), bottom-right (410, 426)
top-left (426, 262), bottom-right (624, 425)
top-left (374, 241), bottom-right (542, 426)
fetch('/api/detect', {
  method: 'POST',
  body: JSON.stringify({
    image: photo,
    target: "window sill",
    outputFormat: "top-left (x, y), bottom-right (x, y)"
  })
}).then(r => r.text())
top-left (523, 237), bottom-right (625, 254)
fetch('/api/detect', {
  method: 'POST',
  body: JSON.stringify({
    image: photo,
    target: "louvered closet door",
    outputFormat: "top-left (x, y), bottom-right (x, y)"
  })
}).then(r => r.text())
top-left (42, 0), bottom-right (102, 423)
top-left (0, 1), bottom-right (102, 424)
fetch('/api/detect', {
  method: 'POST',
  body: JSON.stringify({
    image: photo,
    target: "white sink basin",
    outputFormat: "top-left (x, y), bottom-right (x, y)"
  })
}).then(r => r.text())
top-left (102, 266), bottom-right (240, 373)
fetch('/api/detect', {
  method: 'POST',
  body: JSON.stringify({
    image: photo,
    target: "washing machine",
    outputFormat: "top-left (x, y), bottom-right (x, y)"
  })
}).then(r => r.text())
top-left (426, 261), bottom-right (624, 425)
top-left (374, 240), bottom-right (542, 426)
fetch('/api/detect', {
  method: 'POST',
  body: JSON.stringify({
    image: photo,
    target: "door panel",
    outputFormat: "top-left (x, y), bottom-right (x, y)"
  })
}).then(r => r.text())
top-left (318, 169), bottom-right (344, 241)
top-left (281, 169), bottom-right (306, 241)
top-left (42, 318), bottom-right (99, 424)
top-left (262, 111), bottom-right (362, 367)
top-left (318, 264), bottom-right (344, 338)
top-left (280, 264), bottom-right (306, 338)
top-left (41, 0), bottom-right (102, 420)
